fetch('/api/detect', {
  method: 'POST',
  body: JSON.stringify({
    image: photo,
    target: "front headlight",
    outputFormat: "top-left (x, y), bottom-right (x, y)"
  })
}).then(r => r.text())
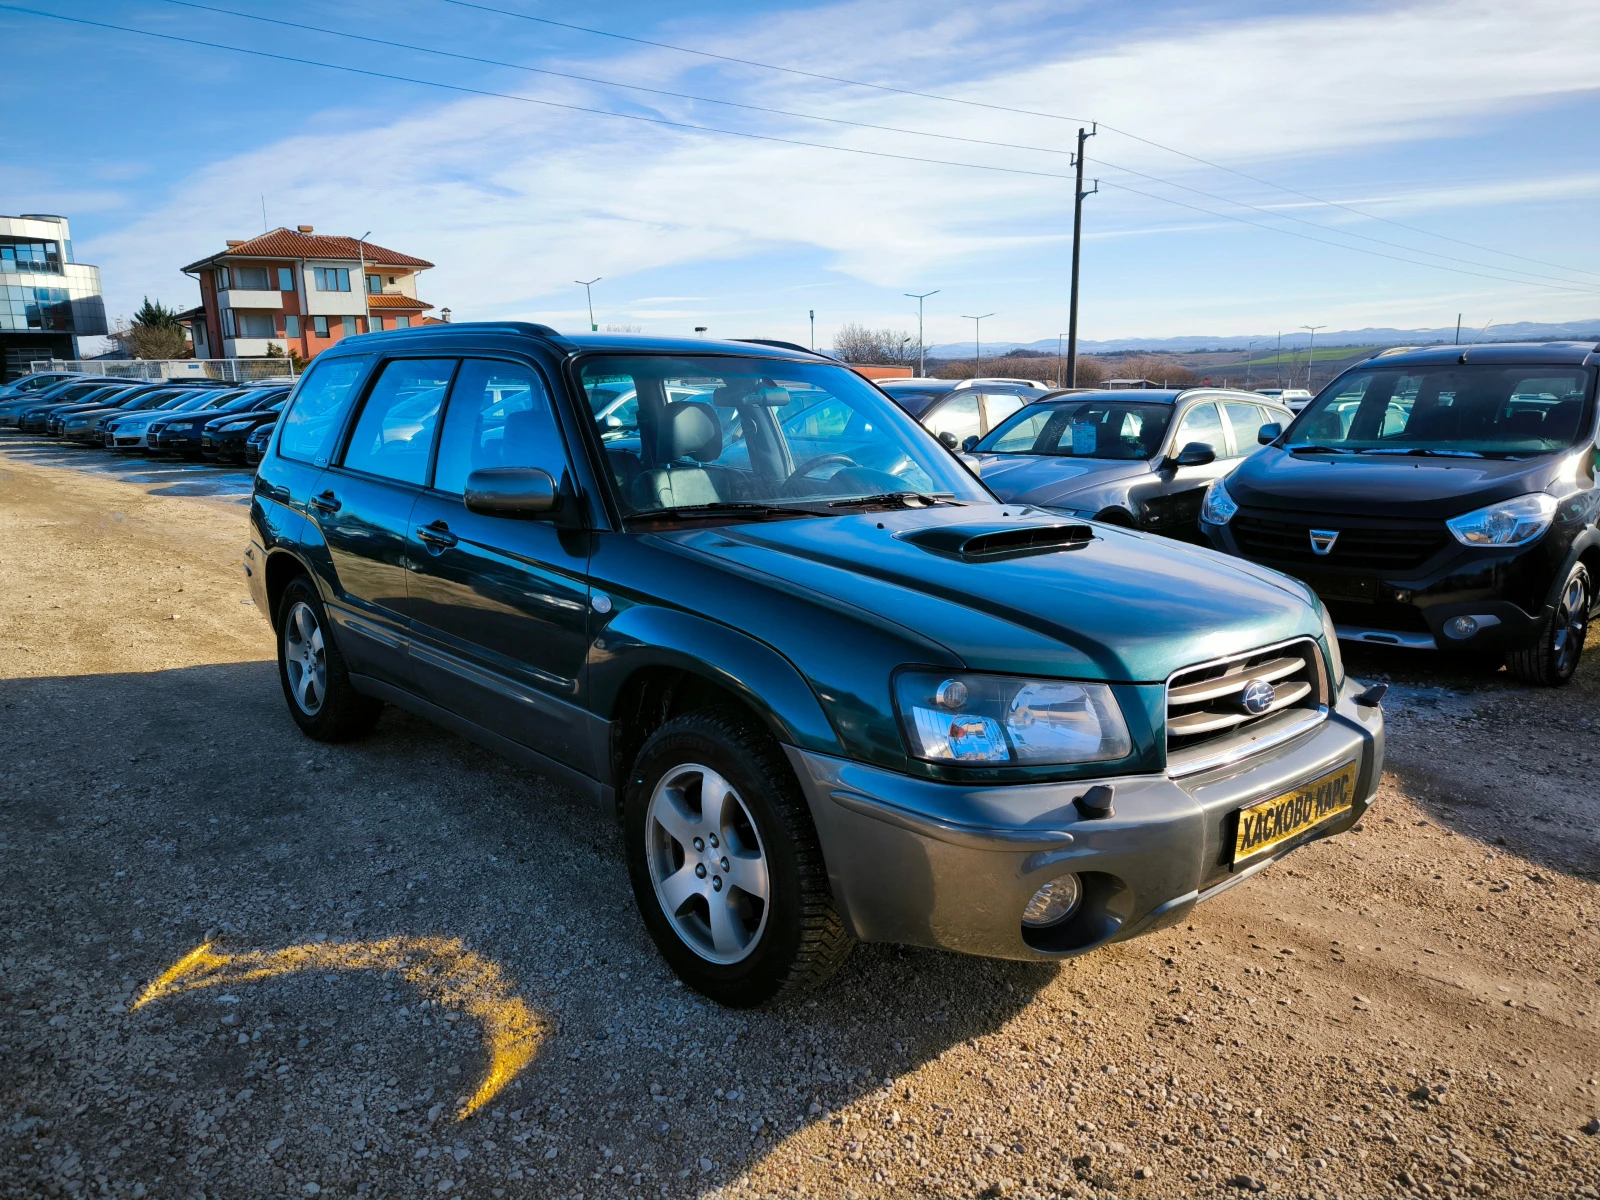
top-left (221, 420), bottom-right (254, 432)
top-left (895, 671), bottom-right (1132, 765)
top-left (1200, 476), bottom-right (1238, 525)
top-left (1319, 604), bottom-right (1344, 689)
top-left (1446, 492), bottom-right (1555, 547)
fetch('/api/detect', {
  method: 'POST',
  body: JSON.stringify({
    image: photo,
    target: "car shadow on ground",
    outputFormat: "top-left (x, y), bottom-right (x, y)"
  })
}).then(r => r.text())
top-left (1341, 640), bottom-right (1600, 881)
top-left (0, 660), bottom-right (1056, 1197)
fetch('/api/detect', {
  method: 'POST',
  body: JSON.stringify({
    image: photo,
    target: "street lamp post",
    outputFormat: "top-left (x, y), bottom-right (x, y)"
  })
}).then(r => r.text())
top-left (356, 230), bottom-right (371, 333)
top-left (809, 309), bottom-right (815, 351)
top-left (904, 290), bottom-right (939, 376)
top-left (1056, 333), bottom-right (1066, 388)
top-left (962, 313), bottom-right (994, 378)
top-left (575, 278), bottom-right (601, 332)
top-left (1301, 324), bottom-right (1325, 390)
top-left (1244, 340), bottom-right (1256, 391)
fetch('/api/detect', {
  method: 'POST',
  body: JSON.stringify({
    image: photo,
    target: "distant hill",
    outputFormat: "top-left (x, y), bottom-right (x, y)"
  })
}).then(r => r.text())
top-left (926, 319), bottom-right (1600, 358)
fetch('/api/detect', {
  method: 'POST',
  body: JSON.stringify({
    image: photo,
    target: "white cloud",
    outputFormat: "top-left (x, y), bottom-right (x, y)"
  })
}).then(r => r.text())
top-left (71, 0), bottom-right (1600, 337)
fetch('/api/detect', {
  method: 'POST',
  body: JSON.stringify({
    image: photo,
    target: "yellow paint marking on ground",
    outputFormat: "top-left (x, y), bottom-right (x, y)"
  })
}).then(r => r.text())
top-left (134, 936), bottom-right (543, 1117)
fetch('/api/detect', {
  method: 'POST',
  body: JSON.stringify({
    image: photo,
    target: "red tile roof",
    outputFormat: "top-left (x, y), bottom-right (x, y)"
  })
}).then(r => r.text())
top-left (367, 293), bottom-right (434, 311)
top-left (183, 228), bottom-right (433, 271)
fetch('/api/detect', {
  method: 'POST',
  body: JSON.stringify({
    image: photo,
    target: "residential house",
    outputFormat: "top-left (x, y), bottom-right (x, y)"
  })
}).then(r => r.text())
top-left (181, 226), bottom-right (434, 360)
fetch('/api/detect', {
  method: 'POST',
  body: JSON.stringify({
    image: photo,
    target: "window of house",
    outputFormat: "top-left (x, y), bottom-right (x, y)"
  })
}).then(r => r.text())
top-left (395, 316), bottom-right (411, 329)
top-left (366, 274), bottom-right (382, 294)
top-left (222, 309), bottom-right (236, 337)
top-left (234, 266), bottom-right (270, 290)
top-left (278, 355), bottom-right (372, 464)
top-left (342, 316), bottom-right (357, 336)
top-left (340, 358), bottom-right (455, 485)
top-left (371, 316), bottom-right (386, 332)
top-left (312, 316), bottom-right (329, 337)
top-left (277, 267), bottom-right (295, 291)
top-left (285, 315), bottom-right (300, 338)
top-left (216, 267), bottom-right (231, 291)
top-left (236, 312), bottom-right (276, 339)
top-left (433, 359), bottom-right (567, 494)
top-left (313, 267), bottom-right (351, 292)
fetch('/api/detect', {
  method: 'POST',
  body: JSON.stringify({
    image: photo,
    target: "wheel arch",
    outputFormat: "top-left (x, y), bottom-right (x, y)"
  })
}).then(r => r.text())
top-left (263, 549), bottom-right (312, 630)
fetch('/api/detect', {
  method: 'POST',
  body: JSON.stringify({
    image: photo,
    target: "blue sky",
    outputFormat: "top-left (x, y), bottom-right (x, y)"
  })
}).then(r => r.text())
top-left (4, 0), bottom-right (1600, 351)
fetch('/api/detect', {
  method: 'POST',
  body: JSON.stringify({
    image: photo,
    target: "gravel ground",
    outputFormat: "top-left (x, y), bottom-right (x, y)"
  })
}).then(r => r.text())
top-left (1, 441), bottom-right (1597, 1200)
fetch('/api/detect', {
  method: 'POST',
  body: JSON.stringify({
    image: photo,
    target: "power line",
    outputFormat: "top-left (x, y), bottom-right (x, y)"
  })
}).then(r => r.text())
top-left (148, 0), bottom-right (1084, 164)
top-left (441, 0), bottom-right (1600, 283)
top-left (142, 0), bottom-right (1600, 290)
top-left (11, 4), bottom-right (1595, 296)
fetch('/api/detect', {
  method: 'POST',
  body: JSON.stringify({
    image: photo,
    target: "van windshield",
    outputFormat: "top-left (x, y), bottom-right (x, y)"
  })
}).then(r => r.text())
top-left (579, 355), bottom-right (991, 518)
top-left (1289, 365), bottom-right (1595, 457)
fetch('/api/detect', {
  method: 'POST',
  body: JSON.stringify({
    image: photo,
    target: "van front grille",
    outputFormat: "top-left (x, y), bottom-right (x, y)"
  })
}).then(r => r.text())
top-left (1166, 639), bottom-right (1328, 776)
top-left (1232, 510), bottom-right (1449, 572)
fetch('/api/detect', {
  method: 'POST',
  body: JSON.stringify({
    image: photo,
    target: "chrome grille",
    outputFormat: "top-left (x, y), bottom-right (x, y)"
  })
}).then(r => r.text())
top-left (1166, 638), bottom-right (1327, 776)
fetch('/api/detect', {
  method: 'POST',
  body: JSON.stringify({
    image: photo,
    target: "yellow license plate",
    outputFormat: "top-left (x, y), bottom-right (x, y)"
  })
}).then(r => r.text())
top-left (1232, 761), bottom-right (1358, 864)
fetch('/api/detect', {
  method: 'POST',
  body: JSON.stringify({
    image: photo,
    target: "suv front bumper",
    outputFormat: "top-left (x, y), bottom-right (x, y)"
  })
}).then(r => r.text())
top-left (786, 677), bottom-right (1382, 961)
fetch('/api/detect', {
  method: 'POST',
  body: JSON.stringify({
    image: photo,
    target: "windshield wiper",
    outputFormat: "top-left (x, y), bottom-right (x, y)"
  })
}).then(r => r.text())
top-left (826, 492), bottom-right (962, 510)
top-left (1359, 447), bottom-right (1483, 458)
top-left (639, 501), bottom-right (822, 521)
top-left (1285, 443), bottom-right (1353, 454)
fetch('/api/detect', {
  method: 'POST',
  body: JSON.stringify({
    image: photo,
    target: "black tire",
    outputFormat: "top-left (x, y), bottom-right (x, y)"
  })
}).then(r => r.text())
top-left (275, 576), bottom-right (383, 741)
top-left (1507, 562), bottom-right (1591, 687)
top-left (623, 708), bottom-right (853, 1007)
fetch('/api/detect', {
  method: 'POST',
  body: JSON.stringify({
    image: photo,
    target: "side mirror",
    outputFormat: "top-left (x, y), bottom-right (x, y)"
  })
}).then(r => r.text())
top-left (938, 430), bottom-right (959, 450)
top-left (1169, 441), bottom-right (1216, 468)
top-left (1258, 422), bottom-right (1283, 445)
top-left (464, 467), bottom-right (559, 518)
top-left (962, 434), bottom-right (981, 452)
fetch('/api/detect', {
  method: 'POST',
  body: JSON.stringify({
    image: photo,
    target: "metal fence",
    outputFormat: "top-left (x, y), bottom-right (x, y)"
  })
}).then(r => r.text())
top-left (27, 358), bottom-right (298, 383)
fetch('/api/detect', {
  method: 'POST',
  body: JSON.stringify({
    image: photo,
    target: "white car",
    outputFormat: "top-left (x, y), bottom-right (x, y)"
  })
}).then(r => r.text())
top-left (104, 389), bottom-right (252, 450)
top-left (1253, 387), bottom-right (1314, 412)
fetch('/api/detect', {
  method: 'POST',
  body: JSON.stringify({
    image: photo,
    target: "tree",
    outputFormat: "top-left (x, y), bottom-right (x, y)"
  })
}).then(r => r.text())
top-left (123, 296), bottom-right (190, 360)
top-left (265, 342), bottom-right (307, 372)
top-left (832, 322), bottom-right (919, 366)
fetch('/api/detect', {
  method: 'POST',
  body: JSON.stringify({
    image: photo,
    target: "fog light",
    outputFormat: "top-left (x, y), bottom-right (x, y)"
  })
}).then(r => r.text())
top-left (1021, 874), bottom-right (1082, 928)
top-left (1444, 615), bottom-right (1479, 640)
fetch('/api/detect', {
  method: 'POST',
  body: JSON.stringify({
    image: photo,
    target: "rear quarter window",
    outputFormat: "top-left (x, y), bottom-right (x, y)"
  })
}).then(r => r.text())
top-left (276, 355), bottom-right (373, 465)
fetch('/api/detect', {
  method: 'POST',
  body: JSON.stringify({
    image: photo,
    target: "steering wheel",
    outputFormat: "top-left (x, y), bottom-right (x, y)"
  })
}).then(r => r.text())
top-left (780, 453), bottom-right (858, 495)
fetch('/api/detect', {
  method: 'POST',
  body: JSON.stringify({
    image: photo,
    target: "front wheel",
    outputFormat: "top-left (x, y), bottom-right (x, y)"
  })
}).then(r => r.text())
top-left (1507, 563), bottom-right (1590, 686)
top-left (623, 709), bottom-right (852, 1006)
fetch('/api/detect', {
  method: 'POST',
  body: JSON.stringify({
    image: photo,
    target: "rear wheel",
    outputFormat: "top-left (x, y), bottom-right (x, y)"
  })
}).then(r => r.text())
top-left (1507, 563), bottom-right (1590, 687)
top-left (275, 576), bottom-right (383, 740)
top-left (624, 708), bottom-right (852, 1006)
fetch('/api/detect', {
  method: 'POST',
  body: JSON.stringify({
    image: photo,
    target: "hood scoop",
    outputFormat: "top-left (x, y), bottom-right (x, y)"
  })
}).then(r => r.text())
top-left (898, 521), bottom-right (1094, 561)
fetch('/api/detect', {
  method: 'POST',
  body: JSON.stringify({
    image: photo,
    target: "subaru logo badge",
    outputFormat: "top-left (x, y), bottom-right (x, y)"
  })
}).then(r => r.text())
top-left (1240, 678), bottom-right (1276, 715)
top-left (1309, 529), bottom-right (1339, 555)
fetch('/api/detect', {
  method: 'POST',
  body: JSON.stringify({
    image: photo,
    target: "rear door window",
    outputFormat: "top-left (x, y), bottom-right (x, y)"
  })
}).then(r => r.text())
top-left (924, 394), bottom-right (981, 443)
top-left (1172, 402), bottom-right (1224, 455)
top-left (277, 355), bottom-right (372, 465)
top-left (432, 359), bottom-right (568, 494)
top-left (339, 359), bottom-right (455, 485)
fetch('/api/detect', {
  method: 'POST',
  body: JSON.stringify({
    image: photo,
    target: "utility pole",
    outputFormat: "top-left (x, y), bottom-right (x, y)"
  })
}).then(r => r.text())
top-left (1244, 340), bottom-right (1255, 390)
top-left (1066, 123), bottom-right (1098, 388)
top-left (1275, 330), bottom-right (1283, 391)
top-left (1455, 313), bottom-right (1462, 344)
top-left (904, 290), bottom-right (939, 376)
top-left (1056, 333), bottom-right (1065, 388)
top-left (575, 278), bottom-right (601, 331)
top-left (1301, 324), bottom-right (1325, 390)
top-left (962, 313), bottom-right (993, 377)
top-left (809, 309), bottom-right (815, 351)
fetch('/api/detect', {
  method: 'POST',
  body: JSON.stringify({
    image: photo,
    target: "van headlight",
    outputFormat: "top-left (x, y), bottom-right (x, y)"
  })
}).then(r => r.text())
top-left (1200, 476), bottom-right (1238, 525)
top-left (895, 672), bottom-right (1132, 765)
top-left (1446, 493), bottom-right (1555, 547)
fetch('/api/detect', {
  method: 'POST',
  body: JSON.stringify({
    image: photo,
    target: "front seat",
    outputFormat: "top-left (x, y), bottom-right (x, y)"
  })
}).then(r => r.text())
top-left (634, 402), bottom-right (723, 509)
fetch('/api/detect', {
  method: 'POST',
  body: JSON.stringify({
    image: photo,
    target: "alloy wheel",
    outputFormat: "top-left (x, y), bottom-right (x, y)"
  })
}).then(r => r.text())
top-left (645, 763), bottom-right (771, 964)
top-left (1552, 572), bottom-right (1589, 676)
top-left (283, 600), bottom-right (327, 716)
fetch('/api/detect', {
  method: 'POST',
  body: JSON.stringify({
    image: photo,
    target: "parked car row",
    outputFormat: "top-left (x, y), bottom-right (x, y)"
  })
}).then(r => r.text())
top-left (0, 372), bottom-right (290, 464)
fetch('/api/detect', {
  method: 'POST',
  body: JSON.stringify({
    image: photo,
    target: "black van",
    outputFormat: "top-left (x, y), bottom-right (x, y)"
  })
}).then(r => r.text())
top-left (1201, 341), bottom-right (1600, 685)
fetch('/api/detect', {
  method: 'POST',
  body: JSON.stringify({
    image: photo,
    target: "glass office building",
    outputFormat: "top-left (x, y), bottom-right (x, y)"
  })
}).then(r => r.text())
top-left (0, 214), bottom-right (107, 381)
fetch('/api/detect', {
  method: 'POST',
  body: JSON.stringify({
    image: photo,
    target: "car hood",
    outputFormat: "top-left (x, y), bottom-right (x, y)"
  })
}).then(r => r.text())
top-left (970, 454), bottom-right (1151, 507)
top-left (660, 503), bottom-right (1319, 682)
top-left (1230, 446), bottom-right (1570, 518)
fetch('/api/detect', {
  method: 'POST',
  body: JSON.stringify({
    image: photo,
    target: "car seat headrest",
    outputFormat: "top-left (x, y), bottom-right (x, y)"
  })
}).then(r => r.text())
top-left (659, 401), bottom-right (722, 462)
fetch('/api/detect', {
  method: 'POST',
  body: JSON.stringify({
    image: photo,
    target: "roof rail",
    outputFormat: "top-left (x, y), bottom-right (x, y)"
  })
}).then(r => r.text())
top-left (732, 338), bottom-right (828, 357)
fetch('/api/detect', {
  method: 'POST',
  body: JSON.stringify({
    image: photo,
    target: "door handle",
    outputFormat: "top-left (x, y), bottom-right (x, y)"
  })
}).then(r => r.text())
top-left (311, 490), bottom-right (342, 513)
top-left (416, 520), bottom-right (458, 549)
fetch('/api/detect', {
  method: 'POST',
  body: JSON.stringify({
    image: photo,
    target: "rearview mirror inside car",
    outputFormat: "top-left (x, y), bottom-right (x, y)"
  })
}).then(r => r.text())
top-left (1258, 422), bottom-right (1283, 445)
top-left (1170, 441), bottom-right (1216, 468)
top-left (464, 467), bottom-right (559, 518)
top-left (938, 430), bottom-right (959, 450)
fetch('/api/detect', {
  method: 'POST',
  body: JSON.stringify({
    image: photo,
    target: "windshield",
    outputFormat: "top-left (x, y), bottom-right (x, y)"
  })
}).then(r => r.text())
top-left (975, 399), bottom-right (1175, 460)
top-left (579, 355), bottom-right (990, 518)
top-left (1289, 365), bottom-right (1595, 457)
